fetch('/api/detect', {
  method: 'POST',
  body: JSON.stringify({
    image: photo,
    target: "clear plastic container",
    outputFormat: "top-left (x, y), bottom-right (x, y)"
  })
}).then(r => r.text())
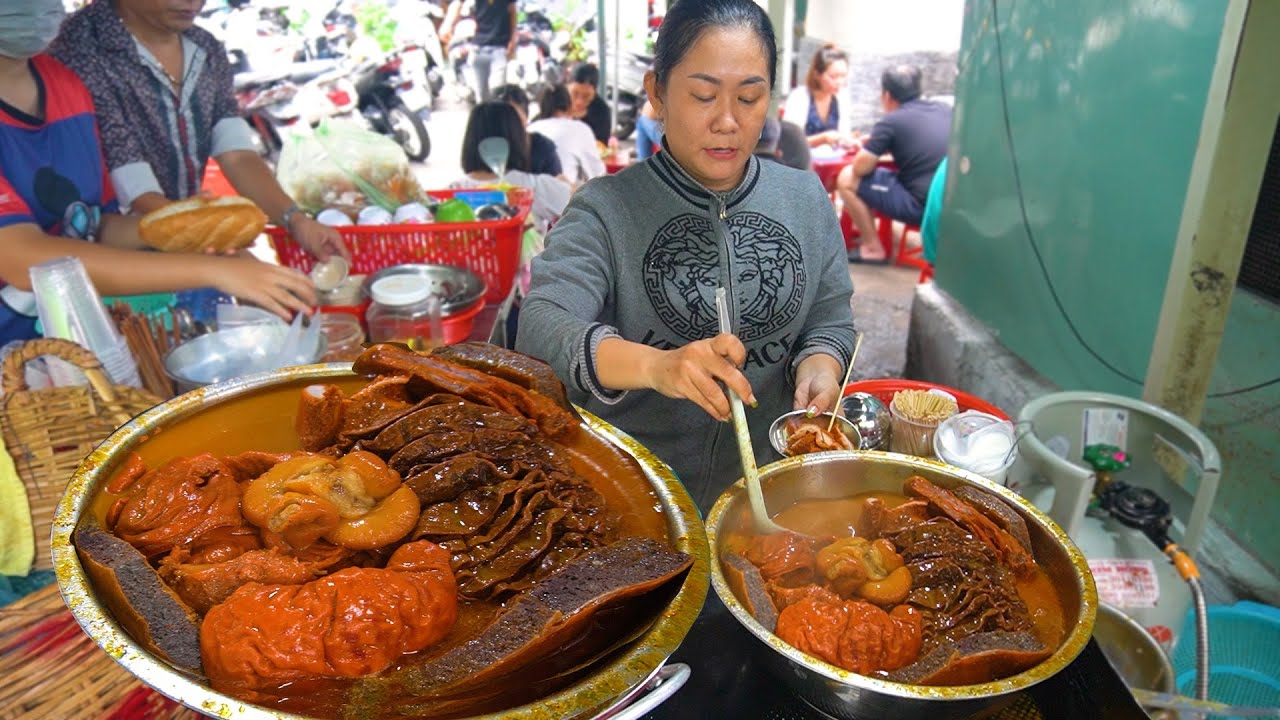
top-left (365, 276), bottom-right (442, 351)
top-left (320, 312), bottom-right (366, 362)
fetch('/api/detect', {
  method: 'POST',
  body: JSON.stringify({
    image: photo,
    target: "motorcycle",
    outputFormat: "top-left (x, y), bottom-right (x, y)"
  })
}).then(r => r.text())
top-left (235, 60), bottom-right (359, 162)
top-left (349, 48), bottom-right (433, 161)
top-left (506, 3), bottom-right (559, 100)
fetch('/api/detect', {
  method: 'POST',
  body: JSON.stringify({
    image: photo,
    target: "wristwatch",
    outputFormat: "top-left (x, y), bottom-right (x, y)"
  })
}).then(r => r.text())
top-left (281, 204), bottom-right (306, 229)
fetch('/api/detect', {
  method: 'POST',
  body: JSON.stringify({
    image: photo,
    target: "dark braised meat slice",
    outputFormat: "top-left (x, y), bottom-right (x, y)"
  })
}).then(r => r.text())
top-left (903, 476), bottom-right (1036, 578)
top-left (388, 429), bottom-right (553, 475)
top-left (721, 553), bottom-right (779, 632)
top-left (856, 497), bottom-right (930, 538)
top-left (353, 343), bottom-right (579, 441)
top-left (952, 485), bottom-right (1033, 553)
top-left (413, 460), bottom-right (611, 600)
top-left (892, 518), bottom-right (1032, 654)
top-left (371, 538), bottom-right (692, 701)
top-left (431, 342), bottom-right (580, 421)
top-left (886, 630), bottom-right (1051, 686)
top-left (363, 400), bottom-right (536, 456)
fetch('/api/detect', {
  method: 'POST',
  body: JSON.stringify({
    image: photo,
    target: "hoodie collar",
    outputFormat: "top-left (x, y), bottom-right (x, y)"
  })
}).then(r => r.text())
top-left (648, 136), bottom-right (762, 215)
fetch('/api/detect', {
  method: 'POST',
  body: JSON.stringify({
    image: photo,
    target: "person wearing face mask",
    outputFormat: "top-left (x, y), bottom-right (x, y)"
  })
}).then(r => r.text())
top-left (516, 0), bottom-right (855, 511)
top-left (47, 0), bottom-right (347, 263)
top-left (0, 0), bottom-right (316, 346)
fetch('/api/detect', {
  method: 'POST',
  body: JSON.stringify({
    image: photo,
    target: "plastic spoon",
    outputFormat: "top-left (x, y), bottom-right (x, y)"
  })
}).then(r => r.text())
top-left (715, 288), bottom-right (786, 534)
top-left (478, 136), bottom-right (510, 186)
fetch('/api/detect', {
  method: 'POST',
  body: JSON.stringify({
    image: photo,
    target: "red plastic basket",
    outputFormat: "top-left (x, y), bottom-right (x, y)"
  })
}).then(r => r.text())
top-left (268, 188), bottom-right (532, 305)
top-left (843, 379), bottom-right (1010, 420)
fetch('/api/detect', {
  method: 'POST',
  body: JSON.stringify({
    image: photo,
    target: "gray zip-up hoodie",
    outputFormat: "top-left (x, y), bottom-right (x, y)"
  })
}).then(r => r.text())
top-left (516, 149), bottom-right (855, 512)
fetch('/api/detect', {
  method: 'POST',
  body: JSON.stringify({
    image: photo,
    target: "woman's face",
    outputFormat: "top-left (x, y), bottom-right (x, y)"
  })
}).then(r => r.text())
top-left (646, 27), bottom-right (771, 192)
top-left (819, 59), bottom-right (848, 96)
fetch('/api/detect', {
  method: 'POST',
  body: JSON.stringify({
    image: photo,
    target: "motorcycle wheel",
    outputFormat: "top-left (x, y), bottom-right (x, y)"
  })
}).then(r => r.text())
top-left (389, 102), bottom-right (431, 161)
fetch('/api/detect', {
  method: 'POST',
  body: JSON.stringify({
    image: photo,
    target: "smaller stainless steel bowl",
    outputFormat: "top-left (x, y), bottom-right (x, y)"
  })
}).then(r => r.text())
top-left (362, 263), bottom-right (487, 313)
top-left (164, 324), bottom-right (327, 394)
top-left (840, 392), bottom-right (892, 450)
top-left (768, 409), bottom-right (862, 456)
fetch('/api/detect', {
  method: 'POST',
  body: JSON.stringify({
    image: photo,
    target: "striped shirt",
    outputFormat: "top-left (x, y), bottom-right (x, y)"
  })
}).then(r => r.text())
top-left (49, 0), bottom-right (256, 209)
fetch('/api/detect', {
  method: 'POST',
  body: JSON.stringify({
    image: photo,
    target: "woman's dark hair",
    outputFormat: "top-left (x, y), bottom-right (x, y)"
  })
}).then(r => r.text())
top-left (569, 62), bottom-right (599, 86)
top-left (805, 43), bottom-right (848, 93)
top-left (459, 102), bottom-right (532, 174)
top-left (651, 0), bottom-right (777, 91)
top-left (492, 84), bottom-right (530, 117)
top-left (537, 84), bottom-right (573, 119)
top-left (881, 65), bottom-right (923, 104)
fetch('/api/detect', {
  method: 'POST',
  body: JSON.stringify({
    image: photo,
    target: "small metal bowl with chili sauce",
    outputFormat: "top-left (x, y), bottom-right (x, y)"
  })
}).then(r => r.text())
top-left (706, 452), bottom-right (1097, 720)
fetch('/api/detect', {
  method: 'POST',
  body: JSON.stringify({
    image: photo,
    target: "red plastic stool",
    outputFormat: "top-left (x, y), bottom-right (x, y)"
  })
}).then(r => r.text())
top-left (201, 159), bottom-right (237, 197)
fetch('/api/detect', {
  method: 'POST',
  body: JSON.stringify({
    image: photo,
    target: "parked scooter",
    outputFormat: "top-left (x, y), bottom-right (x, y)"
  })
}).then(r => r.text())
top-left (507, 3), bottom-right (559, 101)
top-left (349, 48), bottom-right (433, 161)
top-left (234, 60), bottom-right (359, 161)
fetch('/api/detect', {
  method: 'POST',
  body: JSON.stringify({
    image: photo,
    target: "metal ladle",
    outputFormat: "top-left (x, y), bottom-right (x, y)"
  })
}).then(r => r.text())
top-left (715, 288), bottom-right (786, 534)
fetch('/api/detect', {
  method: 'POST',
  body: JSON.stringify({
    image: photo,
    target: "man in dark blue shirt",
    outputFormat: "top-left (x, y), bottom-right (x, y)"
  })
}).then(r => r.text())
top-left (836, 65), bottom-right (951, 263)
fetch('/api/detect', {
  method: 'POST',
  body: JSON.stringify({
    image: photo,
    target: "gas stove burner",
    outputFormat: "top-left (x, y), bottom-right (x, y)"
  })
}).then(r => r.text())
top-left (1100, 481), bottom-right (1173, 539)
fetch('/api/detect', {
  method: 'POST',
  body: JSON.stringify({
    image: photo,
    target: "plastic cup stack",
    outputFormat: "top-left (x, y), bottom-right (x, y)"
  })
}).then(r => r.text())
top-left (29, 257), bottom-right (142, 388)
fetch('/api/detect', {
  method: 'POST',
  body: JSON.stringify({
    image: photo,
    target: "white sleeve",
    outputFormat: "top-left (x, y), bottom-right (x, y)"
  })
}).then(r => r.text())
top-left (782, 87), bottom-right (809, 128)
top-left (531, 174), bottom-right (572, 225)
top-left (577, 126), bottom-right (607, 180)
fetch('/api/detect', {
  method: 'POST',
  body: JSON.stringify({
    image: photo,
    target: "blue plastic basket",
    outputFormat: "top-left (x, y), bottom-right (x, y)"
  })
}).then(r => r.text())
top-left (1171, 601), bottom-right (1280, 718)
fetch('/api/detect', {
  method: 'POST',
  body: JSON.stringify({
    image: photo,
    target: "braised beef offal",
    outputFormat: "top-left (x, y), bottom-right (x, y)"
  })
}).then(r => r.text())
top-left (78, 343), bottom-right (685, 719)
top-left (725, 476), bottom-right (1065, 685)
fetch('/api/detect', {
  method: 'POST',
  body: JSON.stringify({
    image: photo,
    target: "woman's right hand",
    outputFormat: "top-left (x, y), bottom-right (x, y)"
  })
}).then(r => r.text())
top-left (209, 256), bottom-right (317, 320)
top-left (646, 333), bottom-right (756, 422)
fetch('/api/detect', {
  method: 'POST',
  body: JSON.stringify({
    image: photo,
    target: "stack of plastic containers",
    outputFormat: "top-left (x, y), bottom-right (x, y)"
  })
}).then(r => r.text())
top-left (29, 257), bottom-right (141, 388)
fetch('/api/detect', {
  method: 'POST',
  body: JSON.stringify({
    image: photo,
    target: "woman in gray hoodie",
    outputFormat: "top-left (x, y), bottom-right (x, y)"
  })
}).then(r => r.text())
top-left (516, 0), bottom-right (855, 511)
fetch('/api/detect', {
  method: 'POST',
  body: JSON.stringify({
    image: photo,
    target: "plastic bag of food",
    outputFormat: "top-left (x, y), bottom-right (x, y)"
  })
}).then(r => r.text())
top-left (276, 119), bottom-right (425, 214)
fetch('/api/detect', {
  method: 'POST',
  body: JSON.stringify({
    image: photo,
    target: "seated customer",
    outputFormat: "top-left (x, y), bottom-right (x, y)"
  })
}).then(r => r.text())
top-left (835, 65), bottom-right (951, 263)
top-left (451, 102), bottom-right (571, 232)
top-left (491, 83), bottom-right (563, 178)
top-left (567, 62), bottom-right (612, 145)
top-left (1, 26), bottom-right (314, 345)
top-left (782, 44), bottom-right (856, 148)
top-left (754, 119), bottom-right (812, 171)
top-left (528, 85), bottom-right (607, 186)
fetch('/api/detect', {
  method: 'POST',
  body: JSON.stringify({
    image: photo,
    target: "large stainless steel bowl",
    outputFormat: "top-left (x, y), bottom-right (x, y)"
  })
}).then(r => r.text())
top-left (706, 451), bottom-right (1097, 720)
top-left (52, 364), bottom-right (709, 720)
top-left (164, 324), bottom-right (327, 394)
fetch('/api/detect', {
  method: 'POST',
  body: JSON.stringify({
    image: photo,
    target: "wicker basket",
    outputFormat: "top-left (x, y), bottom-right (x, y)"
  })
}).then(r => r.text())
top-left (0, 338), bottom-right (162, 572)
top-left (0, 583), bottom-right (197, 720)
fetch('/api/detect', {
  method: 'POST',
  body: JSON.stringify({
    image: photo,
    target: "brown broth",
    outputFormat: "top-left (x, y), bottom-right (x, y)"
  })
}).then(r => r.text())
top-left (1016, 567), bottom-right (1066, 648)
top-left (86, 375), bottom-right (673, 718)
top-left (770, 491), bottom-right (908, 538)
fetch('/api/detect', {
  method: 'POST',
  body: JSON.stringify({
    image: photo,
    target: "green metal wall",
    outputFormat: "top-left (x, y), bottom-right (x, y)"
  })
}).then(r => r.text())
top-left (937, 0), bottom-right (1228, 396)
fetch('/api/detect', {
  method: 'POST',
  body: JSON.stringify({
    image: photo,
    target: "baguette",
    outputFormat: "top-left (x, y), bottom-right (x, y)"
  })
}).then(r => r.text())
top-left (138, 196), bottom-right (268, 253)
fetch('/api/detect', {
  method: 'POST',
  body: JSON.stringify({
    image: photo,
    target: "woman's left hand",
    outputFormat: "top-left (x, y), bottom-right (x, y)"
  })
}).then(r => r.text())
top-left (292, 215), bottom-right (351, 262)
top-left (793, 353), bottom-right (845, 416)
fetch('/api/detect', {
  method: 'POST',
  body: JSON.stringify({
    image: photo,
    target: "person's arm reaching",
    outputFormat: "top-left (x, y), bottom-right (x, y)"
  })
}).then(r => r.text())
top-left (440, 1), bottom-right (462, 47)
top-left (0, 222), bottom-right (316, 319)
top-left (215, 150), bottom-right (349, 261)
top-left (506, 1), bottom-right (518, 58)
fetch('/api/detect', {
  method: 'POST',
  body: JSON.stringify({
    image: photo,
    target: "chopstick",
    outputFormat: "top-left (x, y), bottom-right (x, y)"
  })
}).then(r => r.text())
top-left (111, 304), bottom-right (175, 399)
top-left (827, 332), bottom-right (864, 433)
